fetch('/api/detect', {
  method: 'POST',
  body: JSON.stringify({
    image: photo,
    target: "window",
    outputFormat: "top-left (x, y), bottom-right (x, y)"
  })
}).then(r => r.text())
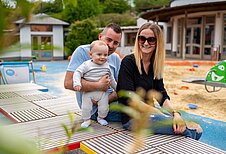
top-left (125, 32), bottom-right (136, 46)
top-left (193, 27), bottom-right (201, 44)
top-left (186, 28), bottom-right (191, 44)
top-left (223, 14), bottom-right (226, 55)
top-left (206, 16), bottom-right (215, 24)
top-left (187, 17), bottom-right (202, 25)
top-left (31, 25), bottom-right (52, 32)
top-left (205, 25), bottom-right (214, 45)
top-left (166, 26), bottom-right (172, 43)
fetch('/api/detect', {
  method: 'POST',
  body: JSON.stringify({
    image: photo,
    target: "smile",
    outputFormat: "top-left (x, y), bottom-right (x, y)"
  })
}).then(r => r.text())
top-left (211, 72), bottom-right (224, 81)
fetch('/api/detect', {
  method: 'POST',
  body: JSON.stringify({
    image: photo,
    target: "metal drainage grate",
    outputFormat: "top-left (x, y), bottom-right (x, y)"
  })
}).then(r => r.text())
top-left (21, 93), bottom-right (57, 102)
top-left (0, 92), bottom-right (20, 99)
top-left (10, 107), bottom-right (56, 122)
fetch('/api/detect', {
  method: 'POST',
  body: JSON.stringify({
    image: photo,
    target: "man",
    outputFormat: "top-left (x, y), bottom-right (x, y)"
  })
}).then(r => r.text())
top-left (64, 23), bottom-right (122, 122)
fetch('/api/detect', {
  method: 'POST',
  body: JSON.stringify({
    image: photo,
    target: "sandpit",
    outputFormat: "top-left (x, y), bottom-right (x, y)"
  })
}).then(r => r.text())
top-left (164, 64), bottom-right (226, 122)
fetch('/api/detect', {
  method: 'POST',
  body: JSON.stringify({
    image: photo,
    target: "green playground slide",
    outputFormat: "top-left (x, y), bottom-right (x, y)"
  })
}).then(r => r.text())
top-left (206, 60), bottom-right (226, 84)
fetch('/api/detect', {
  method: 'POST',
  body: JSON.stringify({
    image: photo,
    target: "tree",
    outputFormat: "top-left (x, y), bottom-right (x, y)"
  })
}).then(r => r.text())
top-left (65, 19), bottom-right (100, 55)
top-left (63, 0), bottom-right (102, 23)
top-left (102, 0), bottom-right (130, 14)
top-left (92, 13), bottom-right (136, 27)
top-left (134, 0), bottom-right (170, 13)
top-left (33, 0), bottom-right (63, 14)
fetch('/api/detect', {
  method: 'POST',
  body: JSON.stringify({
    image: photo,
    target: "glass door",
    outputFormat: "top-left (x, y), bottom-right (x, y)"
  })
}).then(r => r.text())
top-left (32, 35), bottom-right (53, 60)
top-left (222, 14), bottom-right (226, 60)
top-left (203, 16), bottom-right (215, 60)
top-left (185, 17), bottom-right (202, 59)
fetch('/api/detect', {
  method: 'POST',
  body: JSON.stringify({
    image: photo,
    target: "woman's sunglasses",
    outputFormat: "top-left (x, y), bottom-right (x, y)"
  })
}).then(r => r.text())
top-left (138, 35), bottom-right (156, 45)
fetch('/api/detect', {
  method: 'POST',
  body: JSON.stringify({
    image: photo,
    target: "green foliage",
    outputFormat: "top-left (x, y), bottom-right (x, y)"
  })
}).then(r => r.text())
top-left (0, 127), bottom-right (42, 154)
top-left (33, 0), bottom-right (63, 14)
top-left (0, 0), bottom-right (35, 53)
top-left (92, 12), bottom-right (137, 27)
top-left (65, 19), bottom-right (100, 55)
top-left (110, 89), bottom-right (155, 153)
top-left (62, 112), bottom-right (93, 149)
top-left (134, 0), bottom-right (170, 13)
top-left (102, 0), bottom-right (131, 14)
top-left (63, 0), bottom-right (102, 23)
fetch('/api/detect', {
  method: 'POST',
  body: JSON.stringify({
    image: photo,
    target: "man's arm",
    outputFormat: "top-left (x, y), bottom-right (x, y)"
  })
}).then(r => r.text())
top-left (64, 71), bottom-right (110, 92)
top-left (64, 71), bottom-right (74, 90)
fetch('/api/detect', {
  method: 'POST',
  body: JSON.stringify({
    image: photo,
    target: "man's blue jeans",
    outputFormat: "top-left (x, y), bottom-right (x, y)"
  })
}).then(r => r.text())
top-left (123, 114), bottom-right (202, 140)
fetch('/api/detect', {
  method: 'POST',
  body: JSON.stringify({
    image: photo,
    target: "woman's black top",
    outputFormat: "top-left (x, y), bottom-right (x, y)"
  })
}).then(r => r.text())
top-left (116, 54), bottom-right (170, 124)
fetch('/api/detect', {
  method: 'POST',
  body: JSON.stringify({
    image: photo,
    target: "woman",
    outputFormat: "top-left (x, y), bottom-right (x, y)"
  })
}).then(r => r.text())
top-left (116, 23), bottom-right (202, 140)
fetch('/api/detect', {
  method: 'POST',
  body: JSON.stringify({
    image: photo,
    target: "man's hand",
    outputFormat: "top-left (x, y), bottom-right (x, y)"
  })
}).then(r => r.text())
top-left (98, 74), bottom-right (110, 91)
top-left (173, 113), bottom-right (186, 134)
top-left (73, 86), bottom-right (81, 91)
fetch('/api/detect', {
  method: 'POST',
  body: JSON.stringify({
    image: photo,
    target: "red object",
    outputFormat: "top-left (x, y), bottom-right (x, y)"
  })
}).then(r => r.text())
top-left (173, 91), bottom-right (178, 95)
top-left (180, 86), bottom-right (189, 90)
top-left (189, 68), bottom-right (195, 71)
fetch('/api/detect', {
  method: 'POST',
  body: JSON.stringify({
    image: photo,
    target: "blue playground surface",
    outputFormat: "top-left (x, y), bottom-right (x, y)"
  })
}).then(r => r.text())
top-left (33, 61), bottom-right (226, 151)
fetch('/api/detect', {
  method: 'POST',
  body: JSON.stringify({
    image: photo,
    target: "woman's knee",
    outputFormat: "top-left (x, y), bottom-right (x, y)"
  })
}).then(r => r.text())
top-left (184, 121), bottom-right (203, 140)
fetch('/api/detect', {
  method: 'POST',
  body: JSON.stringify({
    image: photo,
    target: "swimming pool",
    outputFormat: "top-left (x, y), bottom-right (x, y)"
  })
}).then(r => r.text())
top-left (0, 109), bottom-right (15, 125)
top-left (34, 60), bottom-right (73, 96)
top-left (33, 61), bottom-right (226, 151)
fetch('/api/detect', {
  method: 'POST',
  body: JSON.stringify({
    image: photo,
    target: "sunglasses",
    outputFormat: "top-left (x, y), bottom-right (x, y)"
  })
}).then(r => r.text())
top-left (138, 35), bottom-right (156, 45)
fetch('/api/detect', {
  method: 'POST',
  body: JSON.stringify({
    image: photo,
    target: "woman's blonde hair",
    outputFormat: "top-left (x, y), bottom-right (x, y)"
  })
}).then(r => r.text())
top-left (134, 23), bottom-right (165, 79)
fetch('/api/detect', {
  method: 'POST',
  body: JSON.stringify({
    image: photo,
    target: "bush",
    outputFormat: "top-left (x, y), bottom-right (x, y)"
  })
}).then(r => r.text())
top-left (65, 19), bottom-right (100, 55)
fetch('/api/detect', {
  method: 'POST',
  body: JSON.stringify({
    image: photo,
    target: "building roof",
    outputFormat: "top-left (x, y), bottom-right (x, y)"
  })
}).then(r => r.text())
top-left (170, 0), bottom-right (226, 7)
top-left (15, 13), bottom-right (69, 25)
top-left (140, 1), bottom-right (226, 22)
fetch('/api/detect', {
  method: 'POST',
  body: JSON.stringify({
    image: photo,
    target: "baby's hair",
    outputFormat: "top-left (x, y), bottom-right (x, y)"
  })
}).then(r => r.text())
top-left (90, 40), bottom-right (108, 52)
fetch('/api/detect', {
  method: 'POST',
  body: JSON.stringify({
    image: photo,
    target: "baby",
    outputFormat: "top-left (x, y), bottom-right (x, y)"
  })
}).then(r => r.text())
top-left (73, 40), bottom-right (117, 128)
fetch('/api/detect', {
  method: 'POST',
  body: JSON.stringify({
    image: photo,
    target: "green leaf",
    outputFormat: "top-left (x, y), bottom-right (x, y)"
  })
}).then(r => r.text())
top-left (62, 124), bottom-right (72, 140)
top-left (67, 112), bottom-right (74, 124)
top-left (118, 90), bottom-right (142, 102)
top-left (76, 127), bottom-right (94, 133)
top-left (109, 103), bottom-right (124, 111)
top-left (110, 103), bottom-right (140, 119)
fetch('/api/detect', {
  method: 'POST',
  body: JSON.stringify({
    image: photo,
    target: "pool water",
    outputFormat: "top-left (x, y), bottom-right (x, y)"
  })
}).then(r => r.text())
top-left (33, 61), bottom-right (226, 151)
top-left (0, 112), bottom-right (14, 125)
top-left (34, 60), bottom-right (71, 96)
top-left (182, 112), bottom-right (226, 151)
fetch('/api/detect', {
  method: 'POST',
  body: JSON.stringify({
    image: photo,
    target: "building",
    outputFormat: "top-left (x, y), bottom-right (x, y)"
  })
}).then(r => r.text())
top-left (1, 13), bottom-right (69, 61)
top-left (117, 26), bottom-right (138, 56)
top-left (140, 0), bottom-right (226, 60)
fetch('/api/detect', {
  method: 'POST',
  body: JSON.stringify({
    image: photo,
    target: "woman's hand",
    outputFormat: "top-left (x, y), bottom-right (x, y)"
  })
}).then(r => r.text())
top-left (173, 112), bottom-right (186, 134)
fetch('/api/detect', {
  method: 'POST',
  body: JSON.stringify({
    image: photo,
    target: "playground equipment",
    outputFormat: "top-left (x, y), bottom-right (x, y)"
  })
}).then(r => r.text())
top-left (0, 61), bottom-right (36, 84)
top-left (182, 60), bottom-right (226, 93)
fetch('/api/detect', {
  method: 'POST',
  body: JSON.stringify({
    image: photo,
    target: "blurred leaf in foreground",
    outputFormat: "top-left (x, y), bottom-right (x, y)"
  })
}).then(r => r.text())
top-left (111, 89), bottom-right (163, 153)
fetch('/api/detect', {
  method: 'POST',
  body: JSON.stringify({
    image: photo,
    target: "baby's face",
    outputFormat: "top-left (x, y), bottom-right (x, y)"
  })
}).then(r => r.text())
top-left (90, 45), bottom-right (108, 65)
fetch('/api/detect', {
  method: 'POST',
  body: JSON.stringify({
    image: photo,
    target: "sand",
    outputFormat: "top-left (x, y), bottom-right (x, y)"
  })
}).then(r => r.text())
top-left (164, 64), bottom-right (226, 122)
top-left (57, 62), bottom-right (226, 122)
